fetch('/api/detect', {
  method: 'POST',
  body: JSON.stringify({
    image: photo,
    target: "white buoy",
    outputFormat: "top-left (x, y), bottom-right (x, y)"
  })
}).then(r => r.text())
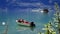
top-left (2, 22), bottom-right (6, 25)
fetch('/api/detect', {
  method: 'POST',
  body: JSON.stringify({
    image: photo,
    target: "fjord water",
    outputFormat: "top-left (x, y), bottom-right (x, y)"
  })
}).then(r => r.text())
top-left (0, 9), bottom-right (55, 34)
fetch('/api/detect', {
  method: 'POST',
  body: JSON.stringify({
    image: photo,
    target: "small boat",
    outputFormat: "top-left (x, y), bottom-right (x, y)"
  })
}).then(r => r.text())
top-left (16, 19), bottom-right (35, 27)
top-left (43, 9), bottom-right (49, 13)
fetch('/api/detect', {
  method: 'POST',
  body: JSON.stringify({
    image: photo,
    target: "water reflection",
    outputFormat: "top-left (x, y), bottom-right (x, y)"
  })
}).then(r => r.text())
top-left (30, 26), bottom-right (35, 31)
top-left (16, 25), bottom-right (36, 31)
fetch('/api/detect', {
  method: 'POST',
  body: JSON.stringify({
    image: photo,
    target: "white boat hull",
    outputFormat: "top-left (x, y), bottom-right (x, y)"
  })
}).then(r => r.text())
top-left (17, 22), bottom-right (30, 27)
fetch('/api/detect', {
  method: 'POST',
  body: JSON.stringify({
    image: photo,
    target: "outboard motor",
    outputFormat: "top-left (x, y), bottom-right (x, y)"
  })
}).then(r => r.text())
top-left (30, 22), bottom-right (35, 27)
top-left (43, 9), bottom-right (49, 13)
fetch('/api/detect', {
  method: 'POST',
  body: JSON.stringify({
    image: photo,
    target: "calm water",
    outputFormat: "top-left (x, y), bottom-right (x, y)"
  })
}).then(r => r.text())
top-left (0, 9), bottom-right (55, 34)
